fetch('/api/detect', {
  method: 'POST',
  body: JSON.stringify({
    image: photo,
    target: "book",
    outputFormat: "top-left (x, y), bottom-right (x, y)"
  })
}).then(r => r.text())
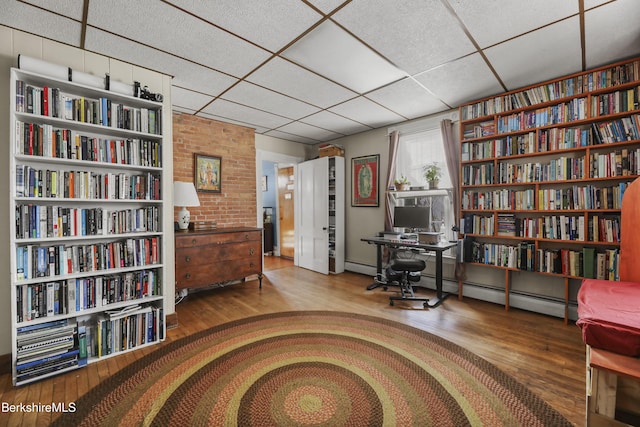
top-left (582, 247), bottom-right (595, 279)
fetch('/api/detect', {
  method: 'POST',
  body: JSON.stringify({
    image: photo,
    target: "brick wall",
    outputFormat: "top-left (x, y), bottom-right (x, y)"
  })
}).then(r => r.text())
top-left (173, 112), bottom-right (257, 227)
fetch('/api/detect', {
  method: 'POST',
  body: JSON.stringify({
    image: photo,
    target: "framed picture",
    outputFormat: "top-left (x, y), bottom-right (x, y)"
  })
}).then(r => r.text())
top-left (194, 153), bottom-right (222, 193)
top-left (352, 154), bottom-right (379, 207)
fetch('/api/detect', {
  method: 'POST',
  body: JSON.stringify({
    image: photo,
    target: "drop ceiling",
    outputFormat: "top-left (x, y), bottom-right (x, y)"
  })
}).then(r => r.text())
top-left (3, 0), bottom-right (640, 144)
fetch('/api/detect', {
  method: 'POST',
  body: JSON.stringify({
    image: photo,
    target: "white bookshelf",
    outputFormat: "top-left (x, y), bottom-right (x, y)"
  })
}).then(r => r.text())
top-left (9, 67), bottom-right (167, 385)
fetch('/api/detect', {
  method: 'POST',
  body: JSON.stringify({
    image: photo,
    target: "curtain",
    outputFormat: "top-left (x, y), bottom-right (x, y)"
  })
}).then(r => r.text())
top-left (440, 119), bottom-right (465, 280)
top-left (385, 130), bottom-right (400, 232)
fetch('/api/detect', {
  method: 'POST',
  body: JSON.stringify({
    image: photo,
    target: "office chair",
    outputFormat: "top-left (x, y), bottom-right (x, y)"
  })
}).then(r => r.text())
top-left (385, 256), bottom-right (429, 308)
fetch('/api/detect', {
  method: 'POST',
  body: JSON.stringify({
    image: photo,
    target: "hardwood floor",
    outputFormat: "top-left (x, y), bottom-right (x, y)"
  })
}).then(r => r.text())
top-left (0, 257), bottom-right (586, 426)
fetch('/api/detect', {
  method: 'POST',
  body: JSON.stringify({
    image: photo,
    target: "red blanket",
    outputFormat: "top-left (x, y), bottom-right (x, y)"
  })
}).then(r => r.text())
top-left (577, 279), bottom-right (640, 357)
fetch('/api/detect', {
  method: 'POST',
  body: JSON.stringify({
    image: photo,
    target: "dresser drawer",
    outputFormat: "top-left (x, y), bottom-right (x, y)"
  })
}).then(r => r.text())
top-left (175, 230), bottom-right (261, 248)
top-left (177, 258), bottom-right (262, 287)
top-left (176, 241), bottom-right (261, 268)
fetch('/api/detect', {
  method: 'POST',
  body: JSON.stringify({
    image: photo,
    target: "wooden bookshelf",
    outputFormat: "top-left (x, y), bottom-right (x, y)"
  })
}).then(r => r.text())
top-left (9, 67), bottom-right (167, 385)
top-left (458, 56), bottom-right (640, 322)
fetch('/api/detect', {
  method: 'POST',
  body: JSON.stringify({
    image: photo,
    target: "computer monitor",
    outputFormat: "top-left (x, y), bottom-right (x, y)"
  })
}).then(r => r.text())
top-left (393, 206), bottom-right (431, 231)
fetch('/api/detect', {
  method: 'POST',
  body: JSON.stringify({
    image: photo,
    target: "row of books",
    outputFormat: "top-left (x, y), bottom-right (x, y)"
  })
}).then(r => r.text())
top-left (15, 204), bottom-right (159, 240)
top-left (465, 240), bottom-right (620, 280)
top-left (497, 156), bottom-right (585, 184)
top-left (16, 165), bottom-right (161, 201)
top-left (15, 121), bottom-right (162, 167)
top-left (495, 98), bottom-right (588, 134)
top-left (462, 188), bottom-right (536, 211)
top-left (15, 81), bottom-right (162, 135)
top-left (462, 163), bottom-right (495, 186)
top-left (464, 212), bottom-right (620, 243)
top-left (591, 86), bottom-right (640, 117)
top-left (16, 270), bottom-right (161, 322)
top-left (460, 214), bottom-right (495, 236)
top-left (462, 116), bottom-right (640, 162)
top-left (462, 120), bottom-right (495, 139)
top-left (16, 236), bottom-right (161, 281)
top-left (590, 149), bottom-right (640, 178)
top-left (460, 59), bottom-right (640, 120)
top-left (15, 319), bottom-right (80, 385)
top-left (537, 183), bottom-right (628, 211)
top-left (78, 305), bottom-right (163, 358)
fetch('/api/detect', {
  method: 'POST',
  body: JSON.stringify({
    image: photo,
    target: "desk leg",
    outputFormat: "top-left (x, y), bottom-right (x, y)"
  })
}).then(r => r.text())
top-left (427, 250), bottom-right (449, 308)
top-left (366, 243), bottom-right (386, 290)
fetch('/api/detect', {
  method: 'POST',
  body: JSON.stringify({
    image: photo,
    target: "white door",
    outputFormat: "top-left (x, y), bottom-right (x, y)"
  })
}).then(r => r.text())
top-left (297, 157), bottom-right (329, 274)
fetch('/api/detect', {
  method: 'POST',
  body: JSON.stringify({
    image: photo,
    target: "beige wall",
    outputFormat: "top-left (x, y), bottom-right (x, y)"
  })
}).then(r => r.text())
top-left (0, 25), bottom-right (174, 356)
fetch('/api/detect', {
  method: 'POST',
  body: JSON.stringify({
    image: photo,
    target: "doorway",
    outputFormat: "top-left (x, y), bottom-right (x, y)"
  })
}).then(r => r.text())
top-left (278, 166), bottom-right (295, 259)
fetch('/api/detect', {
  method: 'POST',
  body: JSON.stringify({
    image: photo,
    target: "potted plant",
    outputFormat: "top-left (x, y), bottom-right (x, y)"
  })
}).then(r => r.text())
top-left (394, 175), bottom-right (410, 191)
top-left (423, 162), bottom-right (441, 189)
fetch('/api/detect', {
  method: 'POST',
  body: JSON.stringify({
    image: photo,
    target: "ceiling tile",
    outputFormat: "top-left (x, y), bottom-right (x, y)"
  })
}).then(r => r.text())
top-left (276, 121), bottom-right (343, 142)
top-left (84, 27), bottom-right (238, 97)
top-left (222, 81), bottom-right (321, 119)
top-left (329, 97), bottom-right (405, 129)
top-left (21, 0), bottom-right (85, 20)
top-left (282, 21), bottom-right (406, 94)
top-left (172, 87), bottom-right (215, 112)
top-left (0, 1), bottom-right (82, 46)
top-left (247, 57), bottom-right (357, 108)
top-left (264, 129), bottom-right (319, 144)
top-left (332, 0), bottom-right (476, 75)
top-left (196, 111), bottom-right (270, 134)
top-left (484, 17), bottom-right (582, 91)
top-left (366, 78), bottom-right (449, 120)
top-left (201, 98), bottom-right (293, 130)
top-left (169, 0), bottom-right (322, 52)
top-left (301, 111), bottom-right (372, 135)
top-left (450, 0), bottom-right (578, 48)
top-left (413, 53), bottom-right (504, 107)
top-left (88, 0), bottom-right (270, 77)
top-left (305, 0), bottom-right (346, 15)
top-left (584, 0), bottom-right (640, 68)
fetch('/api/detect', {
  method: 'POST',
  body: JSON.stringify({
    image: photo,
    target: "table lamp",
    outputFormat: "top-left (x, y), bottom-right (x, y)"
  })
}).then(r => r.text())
top-left (173, 181), bottom-right (200, 230)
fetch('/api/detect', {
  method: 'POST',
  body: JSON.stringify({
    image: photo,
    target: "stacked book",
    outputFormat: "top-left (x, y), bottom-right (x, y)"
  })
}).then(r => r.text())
top-left (16, 319), bottom-right (80, 384)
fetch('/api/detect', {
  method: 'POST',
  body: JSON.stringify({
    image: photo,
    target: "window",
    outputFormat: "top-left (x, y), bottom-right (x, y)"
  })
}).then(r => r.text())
top-left (391, 121), bottom-right (456, 242)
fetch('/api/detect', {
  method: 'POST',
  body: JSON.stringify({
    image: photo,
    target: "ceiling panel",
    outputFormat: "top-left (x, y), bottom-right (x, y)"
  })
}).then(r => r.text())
top-left (168, 0), bottom-right (322, 52)
top-left (329, 97), bottom-right (405, 129)
top-left (88, 0), bottom-right (271, 77)
top-left (282, 20), bottom-right (407, 94)
top-left (413, 53), bottom-right (505, 107)
top-left (222, 81), bottom-right (321, 120)
top-left (0, 1), bottom-right (82, 46)
top-left (4, 0), bottom-right (640, 143)
top-left (301, 111), bottom-right (372, 136)
top-left (247, 57), bottom-right (357, 108)
top-left (484, 16), bottom-right (582, 91)
top-left (584, 0), bottom-right (640, 68)
top-left (201, 98), bottom-right (293, 130)
top-left (366, 78), bottom-right (450, 120)
top-left (332, 0), bottom-right (476, 75)
top-left (451, 0), bottom-right (578, 48)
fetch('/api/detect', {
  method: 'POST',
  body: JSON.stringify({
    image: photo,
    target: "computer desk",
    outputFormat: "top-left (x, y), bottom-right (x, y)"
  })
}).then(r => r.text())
top-left (361, 237), bottom-right (457, 308)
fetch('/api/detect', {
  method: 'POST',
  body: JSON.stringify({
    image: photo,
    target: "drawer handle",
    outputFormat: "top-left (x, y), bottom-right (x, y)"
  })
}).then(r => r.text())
top-left (245, 234), bottom-right (250, 240)
top-left (185, 256), bottom-right (191, 262)
top-left (192, 239), bottom-right (197, 245)
top-left (186, 273), bottom-right (191, 279)
top-left (250, 262), bottom-right (255, 268)
top-left (249, 248), bottom-right (255, 255)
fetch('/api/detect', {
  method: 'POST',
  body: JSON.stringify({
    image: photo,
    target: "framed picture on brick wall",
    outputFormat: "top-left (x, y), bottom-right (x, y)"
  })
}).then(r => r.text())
top-left (195, 153), bottom-right (222, 193)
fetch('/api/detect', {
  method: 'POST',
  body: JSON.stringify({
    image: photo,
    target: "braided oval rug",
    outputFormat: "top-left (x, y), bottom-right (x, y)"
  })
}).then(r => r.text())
top-left (53, 311), bottom-right (571, 426)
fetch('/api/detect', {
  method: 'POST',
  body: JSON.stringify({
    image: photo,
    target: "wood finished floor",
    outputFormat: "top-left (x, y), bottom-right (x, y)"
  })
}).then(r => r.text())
top-left (0, 256), bottom-right (586, 426)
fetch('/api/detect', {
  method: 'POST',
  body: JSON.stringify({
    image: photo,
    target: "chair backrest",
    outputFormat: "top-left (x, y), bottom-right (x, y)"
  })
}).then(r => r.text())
top-left (620, 177), bottom-right (640, 282)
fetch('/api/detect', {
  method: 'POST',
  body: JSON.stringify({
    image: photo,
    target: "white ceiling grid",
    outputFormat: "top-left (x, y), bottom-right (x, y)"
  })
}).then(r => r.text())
top-left (2, 0), bottom-right (639, 144)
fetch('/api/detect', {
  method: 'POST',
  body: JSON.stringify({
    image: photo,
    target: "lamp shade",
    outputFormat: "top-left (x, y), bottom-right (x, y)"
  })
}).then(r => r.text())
top-left (173, 181), bottom-right (200, 207)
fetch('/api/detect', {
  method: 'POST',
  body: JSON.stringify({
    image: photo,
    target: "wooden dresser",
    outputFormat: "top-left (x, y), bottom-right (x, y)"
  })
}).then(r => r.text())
top-left (175, 227), bottom-right (263, 291)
